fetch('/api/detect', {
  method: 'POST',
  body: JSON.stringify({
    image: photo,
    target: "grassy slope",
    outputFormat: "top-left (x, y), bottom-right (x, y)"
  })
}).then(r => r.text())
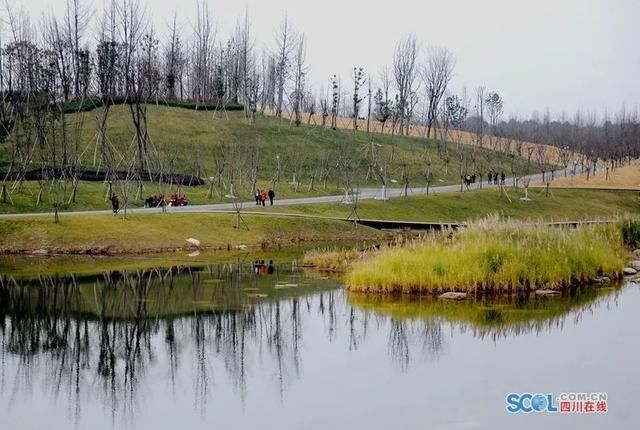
top-left (261, 188), bottom-right (640, 222)
top-left (0, 105), bottom-right (539, 214)
top-left (2, 105), bottom-right (536, 179)
top-left (0, 212), bottom-right (384, 254)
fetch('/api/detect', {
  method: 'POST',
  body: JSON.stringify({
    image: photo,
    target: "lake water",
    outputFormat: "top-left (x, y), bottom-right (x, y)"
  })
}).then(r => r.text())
top-left (0, 257), bottom-right (638, 430)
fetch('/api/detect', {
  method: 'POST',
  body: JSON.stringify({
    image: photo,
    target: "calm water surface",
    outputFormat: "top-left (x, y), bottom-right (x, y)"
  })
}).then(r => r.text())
top-left (0, 258), bottom-right (638, 430)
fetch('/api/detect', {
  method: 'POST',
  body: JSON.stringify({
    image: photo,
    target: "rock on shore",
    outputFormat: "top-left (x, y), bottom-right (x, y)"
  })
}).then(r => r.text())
top-left (438, 292), bottom-right (467, 300)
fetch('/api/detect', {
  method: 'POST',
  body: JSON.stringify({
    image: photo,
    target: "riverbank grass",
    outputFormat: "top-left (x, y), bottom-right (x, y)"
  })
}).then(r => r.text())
top-left (346, 219), bottom-right (626, 294)
top-left (302, 247), bottom-right (374, 271)
top-left (0, 213), bottom-right (384, 254)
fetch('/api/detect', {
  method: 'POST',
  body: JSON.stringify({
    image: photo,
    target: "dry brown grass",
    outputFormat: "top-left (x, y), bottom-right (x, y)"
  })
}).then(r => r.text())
top-left (267, 109), bottom-right (577, 165)
top-left (302, 247), bottom-right (377, 272)
top-left (536, 164), bottom-right (640, 190)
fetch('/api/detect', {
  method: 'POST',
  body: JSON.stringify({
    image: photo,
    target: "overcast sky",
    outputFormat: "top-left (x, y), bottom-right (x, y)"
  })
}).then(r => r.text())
top-left (9, 0), bottom-right (640, 118)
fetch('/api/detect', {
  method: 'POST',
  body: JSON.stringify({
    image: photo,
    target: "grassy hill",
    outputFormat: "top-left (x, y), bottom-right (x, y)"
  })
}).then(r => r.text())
top-left (0, 104), bottom-right (540, 213)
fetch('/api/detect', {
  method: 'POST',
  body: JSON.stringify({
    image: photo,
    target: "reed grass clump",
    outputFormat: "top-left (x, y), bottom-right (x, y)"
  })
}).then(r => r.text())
top-left (621, 218), bottom-right (640, 248)
top-left (346, 218), bottom-right (625, 294)
top-left (302, 247), bottom-right (373, 271)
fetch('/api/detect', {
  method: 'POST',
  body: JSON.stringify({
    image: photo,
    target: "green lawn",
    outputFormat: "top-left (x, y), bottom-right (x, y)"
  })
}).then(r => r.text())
top-left (0, 212), bottom-right (384, 254)
top-left (264, 188), bottom-right (640, 222)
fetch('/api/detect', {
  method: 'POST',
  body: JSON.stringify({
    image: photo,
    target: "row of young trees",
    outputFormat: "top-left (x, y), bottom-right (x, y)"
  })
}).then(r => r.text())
top-left (3, 0), bottom-right (637, 155)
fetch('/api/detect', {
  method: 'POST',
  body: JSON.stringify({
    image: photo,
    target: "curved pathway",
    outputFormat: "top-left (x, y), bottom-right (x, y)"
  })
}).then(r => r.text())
top-left (0, 169), bottom-right (580, 219)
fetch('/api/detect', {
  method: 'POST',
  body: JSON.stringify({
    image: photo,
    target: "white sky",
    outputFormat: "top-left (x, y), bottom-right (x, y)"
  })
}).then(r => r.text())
top-left (8, 0), bottom-right (640, 118)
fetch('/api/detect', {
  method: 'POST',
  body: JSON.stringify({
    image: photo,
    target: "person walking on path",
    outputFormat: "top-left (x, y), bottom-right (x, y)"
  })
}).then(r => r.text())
top-left (268, 189), bottom-right (275, 206)
top-left (111, 194), bottom-right (119, 214)
top-left (255, 189), bottom-right (261, 205)
top-left (260, 190), bottom-right (267, 206)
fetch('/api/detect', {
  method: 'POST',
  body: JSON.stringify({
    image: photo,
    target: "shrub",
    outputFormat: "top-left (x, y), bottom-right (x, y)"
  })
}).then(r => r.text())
top-left (59, 97), bottom-right (244, 114)
top-left (621, 219), bottom-right (640, 248)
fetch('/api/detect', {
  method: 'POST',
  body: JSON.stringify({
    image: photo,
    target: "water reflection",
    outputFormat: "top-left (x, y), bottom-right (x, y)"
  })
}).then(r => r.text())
top-left (0, 261), bottom-right (338, 425)
top-left (349, 286), bottom-right (624, 341)
top-left (0, 262), bottom-right (627, 429)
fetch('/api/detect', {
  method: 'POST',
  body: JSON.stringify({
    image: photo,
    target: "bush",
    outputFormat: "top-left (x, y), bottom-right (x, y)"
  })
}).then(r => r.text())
top-left (59, 97), bottom-right (244, 114)
top-left (621, 219), bottom-right (640, 248)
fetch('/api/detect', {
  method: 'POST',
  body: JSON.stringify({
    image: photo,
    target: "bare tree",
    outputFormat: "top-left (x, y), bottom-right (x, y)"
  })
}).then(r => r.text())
top-left (291, 34), bottom-right (306, 126)
top-left (273, 15), bottom-right (294, 119)
top-left (319, 86), bottom-right (329, 128)
top-left (94, 2), bottom-right (120, 173)
top-left (365, 76), bottom-right (372, 134)
top-left (423, 46), bottom-right (454, 139)
top-left (164, 12), bottom-right (186, 100)
top-left (192, 0), bottom-right (216, 103)
top-left (474, 85), bottom-right (486, 147)
top-left (392, 34), bottom-right (418, 136)
top-left (119, 0), bottom-right (153, 178)
top-left (64, 0), bottom-right (92, 98)
top-left (259, 52), bottom-right (276, 113)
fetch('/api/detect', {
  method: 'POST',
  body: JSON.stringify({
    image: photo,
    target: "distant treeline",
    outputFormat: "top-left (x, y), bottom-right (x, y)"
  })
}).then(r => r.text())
top-left (459, 113), bottom-right (640, 162)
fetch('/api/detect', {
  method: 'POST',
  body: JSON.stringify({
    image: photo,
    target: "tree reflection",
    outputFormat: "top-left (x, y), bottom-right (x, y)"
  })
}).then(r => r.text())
top-left (0, 265), bottom-right (625, 428)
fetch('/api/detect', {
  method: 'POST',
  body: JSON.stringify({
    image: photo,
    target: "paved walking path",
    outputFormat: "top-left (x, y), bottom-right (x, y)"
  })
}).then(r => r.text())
top-left (0, 169), bottom-right (581, 219)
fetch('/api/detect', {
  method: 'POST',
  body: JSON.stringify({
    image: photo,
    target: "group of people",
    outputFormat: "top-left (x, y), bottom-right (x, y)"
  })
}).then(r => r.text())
top-left (463, 171), bottom-right (506, 189)
top-left (255, 189), bottom-right (275, 206)
top-left (253, 259), bottom-right (275, 275)
top-left (145, 193), bottom-right (165, 208)
top-left (488, 170), bottom-right (506, 185)
top-left (144, 193), bottom-right (188, 208)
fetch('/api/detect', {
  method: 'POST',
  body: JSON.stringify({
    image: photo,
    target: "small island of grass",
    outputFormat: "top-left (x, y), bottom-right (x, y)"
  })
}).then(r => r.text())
top-left (335, 218), bottom-right (637, 295)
